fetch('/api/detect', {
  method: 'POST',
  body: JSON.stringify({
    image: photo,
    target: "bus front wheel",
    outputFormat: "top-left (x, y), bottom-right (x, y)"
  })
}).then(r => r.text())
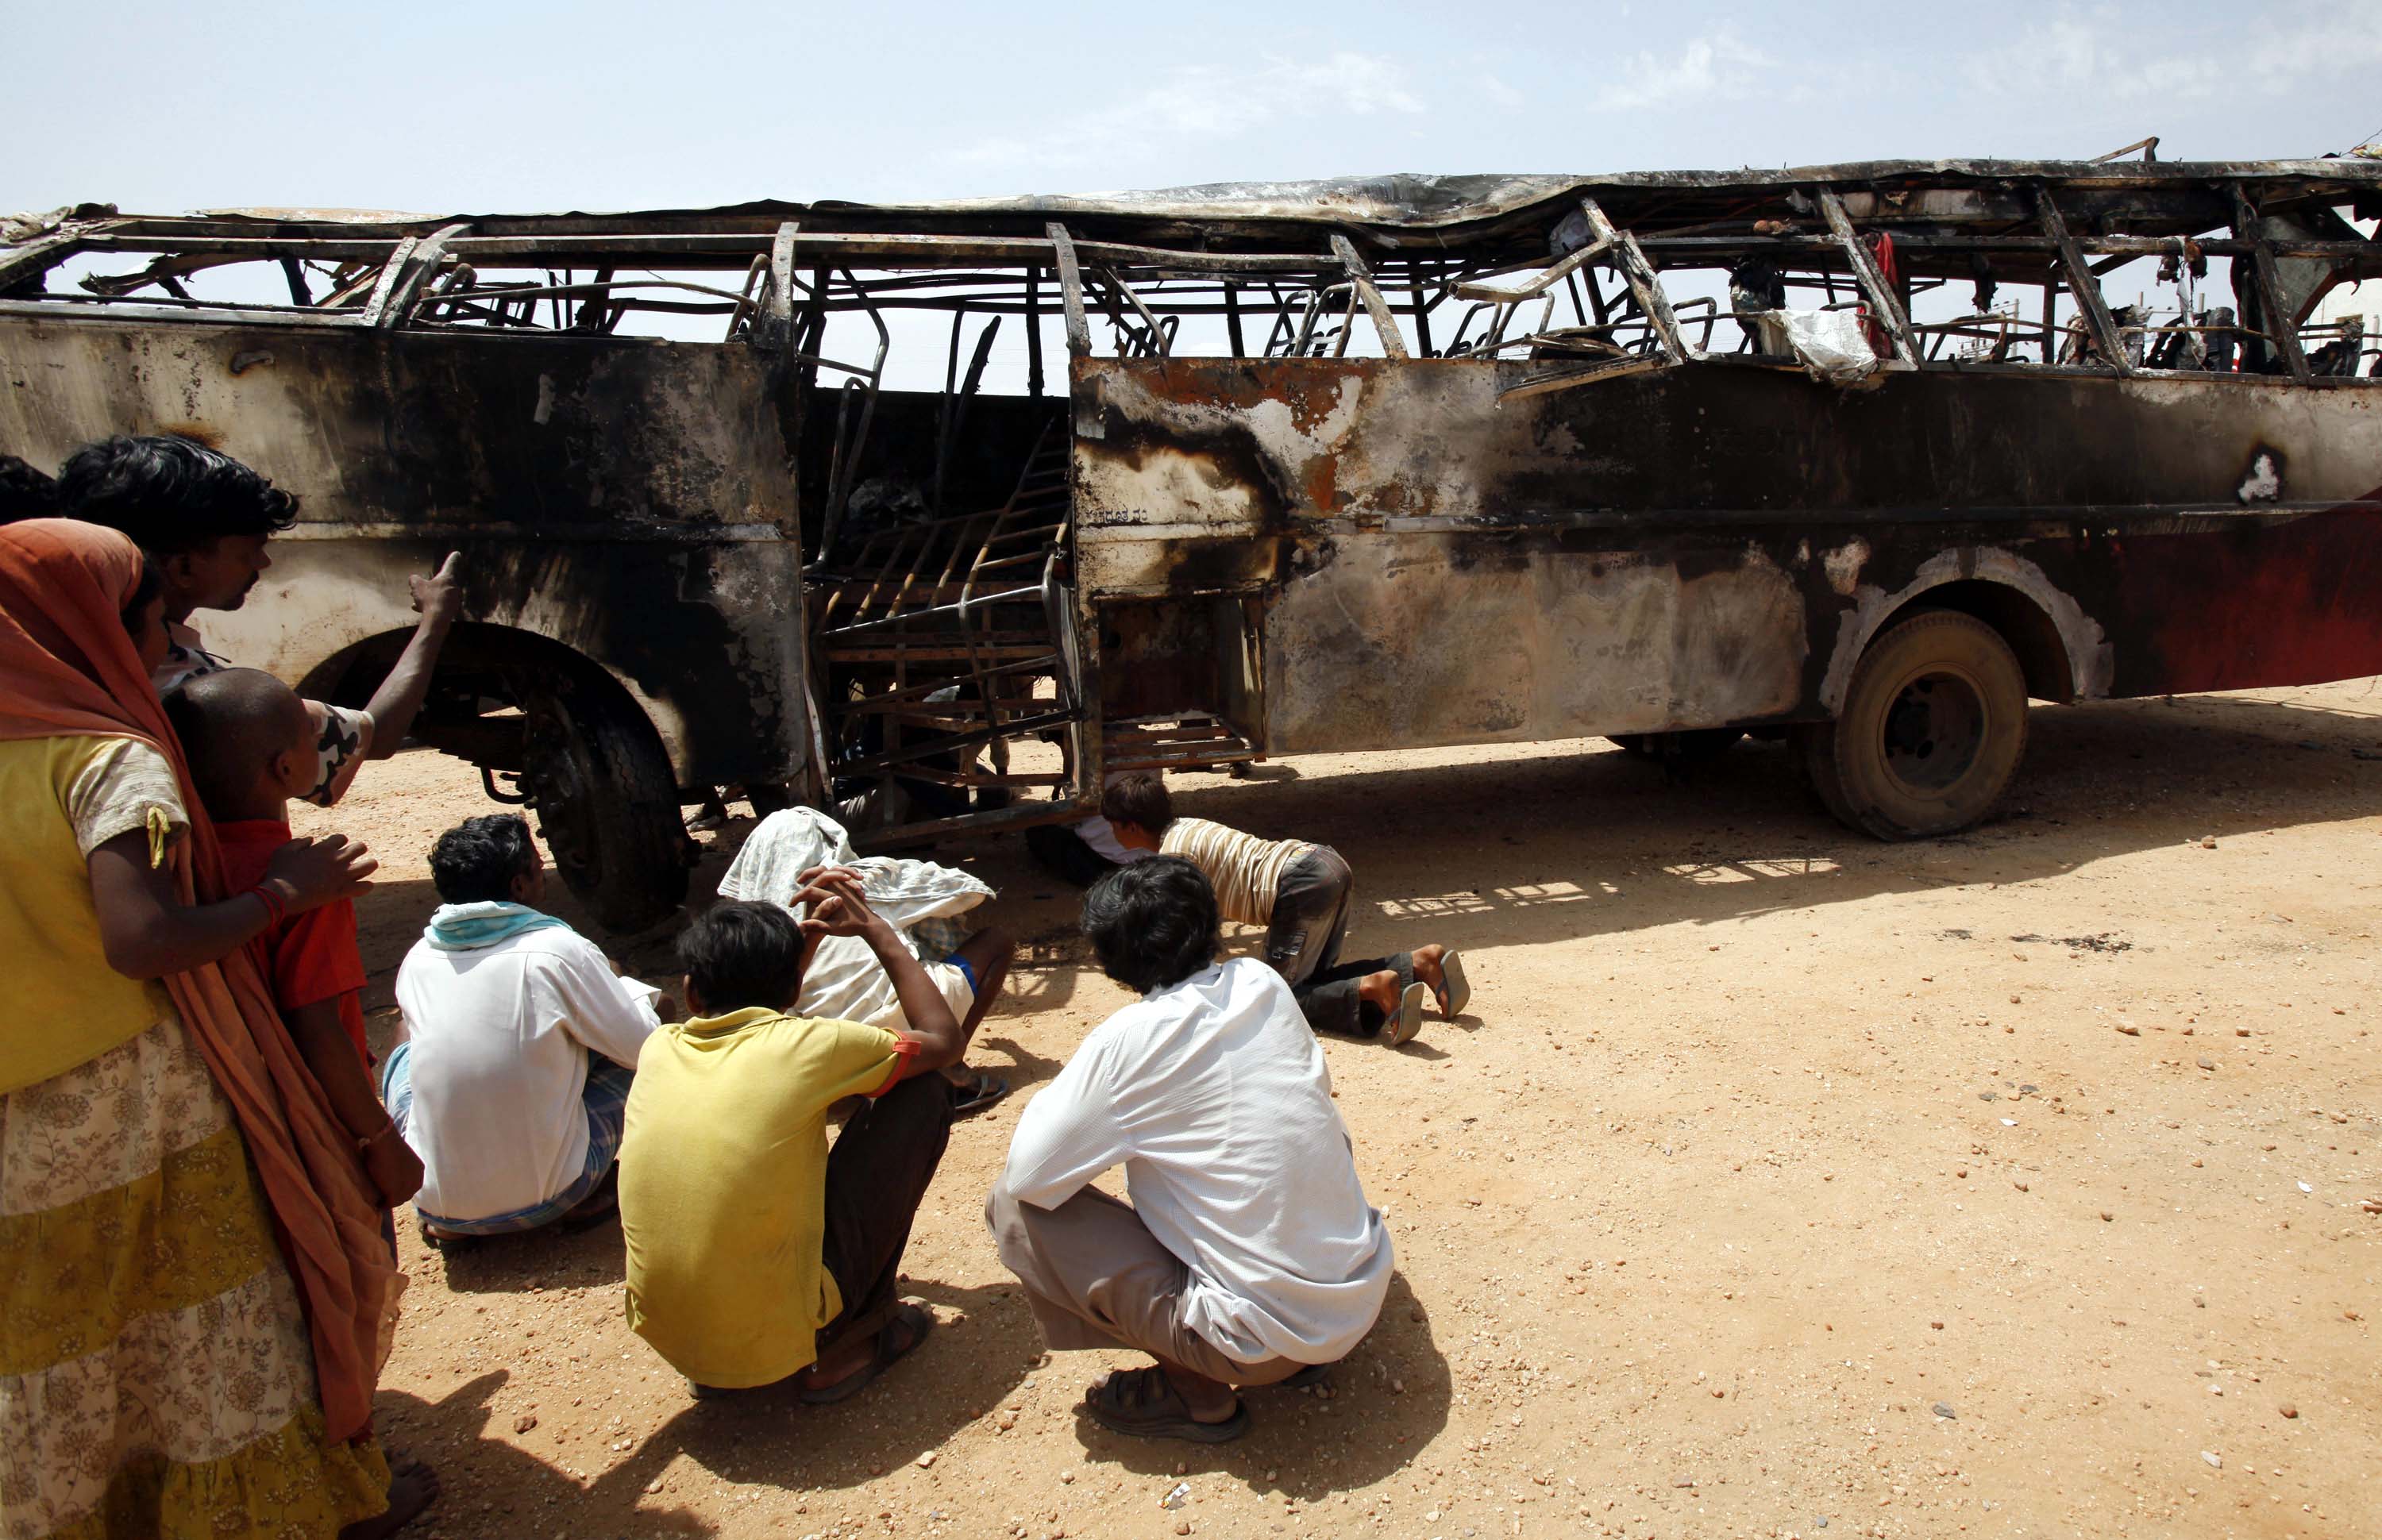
top-left (1798, 610), bottom-right (2029, 840)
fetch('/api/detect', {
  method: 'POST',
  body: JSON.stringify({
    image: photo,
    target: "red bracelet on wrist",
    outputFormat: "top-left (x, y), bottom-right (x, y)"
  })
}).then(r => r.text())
top-left (248, 884), bottom-right (285, 926)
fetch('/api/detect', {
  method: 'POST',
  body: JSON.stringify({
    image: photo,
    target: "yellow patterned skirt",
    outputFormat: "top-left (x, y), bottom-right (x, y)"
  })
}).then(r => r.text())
top-left (0, 1017), bottom-right (388, 1539)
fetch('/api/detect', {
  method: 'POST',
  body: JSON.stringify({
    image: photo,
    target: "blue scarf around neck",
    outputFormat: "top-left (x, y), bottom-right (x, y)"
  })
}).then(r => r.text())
top-left (424, 901), bottom-right (569, 952)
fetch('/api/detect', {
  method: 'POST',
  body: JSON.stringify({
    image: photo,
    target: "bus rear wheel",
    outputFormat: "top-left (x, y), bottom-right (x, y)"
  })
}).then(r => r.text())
top-left (1798, 610), bottom-right (2028, 839)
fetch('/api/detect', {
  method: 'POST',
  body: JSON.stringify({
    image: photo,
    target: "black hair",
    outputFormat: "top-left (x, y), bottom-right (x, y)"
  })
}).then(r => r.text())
top-left (161, 668), bottom-right (310, 814)
top-left (0, 454), bottom-right (60, 523)
top-left (1081, 856), bottom-right (1219, 994)
top-left (1098, 771), bottom-right (1173, 835)
top-left (56, 434), bottom-right (298, 556)
top-left (676, 901), bottom-right (805, 1014)
top-left (428, 814), bottom-right (540, 905)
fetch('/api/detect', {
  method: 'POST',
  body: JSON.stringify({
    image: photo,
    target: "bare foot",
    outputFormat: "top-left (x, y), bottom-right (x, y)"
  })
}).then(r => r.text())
top-left (416, 1219), bottom-right (478, 1253)
top-left (799, 1330), bottom-right (879, 1392)
top-left (1354, 969), bottom-right (1403, 1018)
top-left (1158, 1363), bottom-right (1239, 1423)
top-left (795, 1301), bottom-right (932, 1405)
top-left (794, 1298), bottom-right (904, 1395)
top-left (1081, 1362), bottom-right (1247, 1441)
top-left (1410, 945), bottom-right (1447, 1002)
top-left (341, 1460), bottom-right (438, 1540)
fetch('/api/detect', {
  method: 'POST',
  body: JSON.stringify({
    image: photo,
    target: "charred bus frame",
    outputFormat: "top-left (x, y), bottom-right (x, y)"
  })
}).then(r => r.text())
top-left (4, 156), bottom-right (2379, 928)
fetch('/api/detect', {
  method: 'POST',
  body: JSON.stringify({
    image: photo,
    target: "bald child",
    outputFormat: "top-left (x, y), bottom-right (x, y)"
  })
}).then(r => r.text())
top-left (164, 668), bottom-right (422, 1211)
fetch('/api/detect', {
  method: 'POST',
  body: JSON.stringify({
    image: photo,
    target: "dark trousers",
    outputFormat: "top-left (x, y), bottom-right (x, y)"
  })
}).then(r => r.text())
top-left (1264, 846), bottom-right (1411, 1039)
top-left (816, 1073), bottom-right (954, 1341)
top-left (1024, 821), bottom-right (1124, 888)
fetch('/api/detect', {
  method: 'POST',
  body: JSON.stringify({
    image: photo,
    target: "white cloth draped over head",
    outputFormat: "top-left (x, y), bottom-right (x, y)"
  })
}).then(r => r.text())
top-left (715, 807), bottom-right (993, 1030)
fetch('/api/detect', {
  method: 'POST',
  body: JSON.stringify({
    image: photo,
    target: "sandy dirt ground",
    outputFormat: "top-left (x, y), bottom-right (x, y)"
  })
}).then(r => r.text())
top-left (293, 680), bottom-right (2382, 1540)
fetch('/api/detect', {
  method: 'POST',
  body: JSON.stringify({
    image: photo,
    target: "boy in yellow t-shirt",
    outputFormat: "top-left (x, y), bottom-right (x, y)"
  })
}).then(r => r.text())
top-left (619, 876), bottom-right (983, 1399)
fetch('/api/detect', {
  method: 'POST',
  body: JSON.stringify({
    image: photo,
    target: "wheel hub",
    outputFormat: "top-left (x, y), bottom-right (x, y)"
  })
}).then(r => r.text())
top-left (1881, 670), bottom-right (1986, 793)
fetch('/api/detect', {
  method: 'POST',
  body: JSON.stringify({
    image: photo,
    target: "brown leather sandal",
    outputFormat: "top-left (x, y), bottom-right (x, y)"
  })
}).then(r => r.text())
top-left (796, 1302), bottom-right (933, 1406)
top-left (1083, 1365), bottom-right (1248, 1442)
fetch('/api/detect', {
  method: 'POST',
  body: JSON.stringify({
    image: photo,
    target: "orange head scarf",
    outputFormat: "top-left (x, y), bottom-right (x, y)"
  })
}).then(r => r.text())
top-left (0, 518), bottom-right (391, 1445)
top-left (0, 517), bottom-right (168, 741)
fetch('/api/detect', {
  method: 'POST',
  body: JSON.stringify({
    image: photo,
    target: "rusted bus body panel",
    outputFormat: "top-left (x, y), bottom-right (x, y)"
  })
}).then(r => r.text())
top-left (2095, 506), bottom-right (2382, 694)
top-left (0, 314), bottom-right (808, 788)
top-left (1071, 356), bottom-right (2382, 756)
top-left (1251, 530), bottom-right (1811, 753)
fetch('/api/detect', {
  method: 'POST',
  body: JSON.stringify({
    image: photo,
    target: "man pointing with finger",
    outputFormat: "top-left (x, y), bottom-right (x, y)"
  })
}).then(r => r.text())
top-left (58, 433), bottom-right (464, 805)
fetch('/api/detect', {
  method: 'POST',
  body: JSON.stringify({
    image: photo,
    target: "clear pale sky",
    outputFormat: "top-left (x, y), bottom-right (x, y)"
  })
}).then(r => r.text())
top-left (7, 0), bottom-right (2378, 218)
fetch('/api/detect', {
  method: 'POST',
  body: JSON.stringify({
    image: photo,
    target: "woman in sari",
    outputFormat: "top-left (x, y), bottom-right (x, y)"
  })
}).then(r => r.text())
top-left (0, 519), bottom-right (434, 1538)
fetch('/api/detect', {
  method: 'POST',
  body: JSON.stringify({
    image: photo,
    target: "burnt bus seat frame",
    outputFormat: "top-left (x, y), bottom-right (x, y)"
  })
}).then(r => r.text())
top-left (4, 159), bottom-right (2377, 924)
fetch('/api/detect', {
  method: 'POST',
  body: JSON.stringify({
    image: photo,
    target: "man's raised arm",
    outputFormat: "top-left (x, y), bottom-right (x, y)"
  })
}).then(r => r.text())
top-left (792, 866), bottom-right (966, 1076)
top-left (360, 552), bottom-right (464, 757)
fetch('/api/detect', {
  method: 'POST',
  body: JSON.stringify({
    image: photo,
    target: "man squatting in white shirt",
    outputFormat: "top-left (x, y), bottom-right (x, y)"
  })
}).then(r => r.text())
top-left (986, 855), bottom-right (1393, 1442)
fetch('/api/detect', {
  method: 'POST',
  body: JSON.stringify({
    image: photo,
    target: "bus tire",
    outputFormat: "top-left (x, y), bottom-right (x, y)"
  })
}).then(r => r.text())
top-left (1609, 729), bottom-right (1745, 765)
top-left (1799, 610), bottom-right (2029, 840)
top-left (519, 677), bottom-right (692, 933)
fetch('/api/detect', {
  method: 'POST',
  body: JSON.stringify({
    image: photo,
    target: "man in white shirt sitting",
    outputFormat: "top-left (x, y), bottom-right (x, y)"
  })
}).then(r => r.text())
top-left (985, 857), bottom-right (1393, 1442)
top-left (386, 814), bottom-right (663, 1245)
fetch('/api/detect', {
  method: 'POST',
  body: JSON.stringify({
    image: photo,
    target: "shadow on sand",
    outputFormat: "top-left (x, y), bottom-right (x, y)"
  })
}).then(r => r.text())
top-left (382, 1266), bottom-right (1453, 1534)
top-left (357, 687), bottom-right (2376, 1530)
top-left (1057, 1269), bottom-right (1454, 1504)
top-left (1100, 691), bottom-right (2382, 961)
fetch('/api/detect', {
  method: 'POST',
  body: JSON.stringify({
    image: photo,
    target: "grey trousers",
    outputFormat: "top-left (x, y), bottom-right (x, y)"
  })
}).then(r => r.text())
top-left (1265, 845), bottom-right (1412, 1038)
top-left (985, 1181), bottom-right (1306, 1388)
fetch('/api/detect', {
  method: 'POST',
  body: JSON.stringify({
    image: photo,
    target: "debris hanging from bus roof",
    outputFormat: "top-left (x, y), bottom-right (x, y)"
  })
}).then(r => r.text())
top-left (4, 155), bottom-right (2378, 927)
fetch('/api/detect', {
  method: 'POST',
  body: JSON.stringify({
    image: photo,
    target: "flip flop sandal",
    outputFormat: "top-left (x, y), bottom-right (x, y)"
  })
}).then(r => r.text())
top-left (1381, 982), bottom-right (1428, 1048)
top-left (1435, 950), bottom-right (1471, 1018)
top-left (418, 1220), bottom-right (480, 1254)
top-left (1084, 1365), bottom-right (1249, 1443)
top-left (796, 1302), bottom-right (934, 1406)
top-left (949, 1072), bottom-right (1012, 1122)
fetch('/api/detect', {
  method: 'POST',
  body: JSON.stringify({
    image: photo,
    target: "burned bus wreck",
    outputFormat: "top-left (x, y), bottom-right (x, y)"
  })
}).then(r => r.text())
top-left (4, 156), bottom-right (2380, 929)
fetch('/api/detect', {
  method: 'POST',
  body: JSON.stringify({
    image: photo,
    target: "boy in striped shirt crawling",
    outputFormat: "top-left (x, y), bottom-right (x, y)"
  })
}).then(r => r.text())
top-left (1098, 772), bottom-right (1468, 1048)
